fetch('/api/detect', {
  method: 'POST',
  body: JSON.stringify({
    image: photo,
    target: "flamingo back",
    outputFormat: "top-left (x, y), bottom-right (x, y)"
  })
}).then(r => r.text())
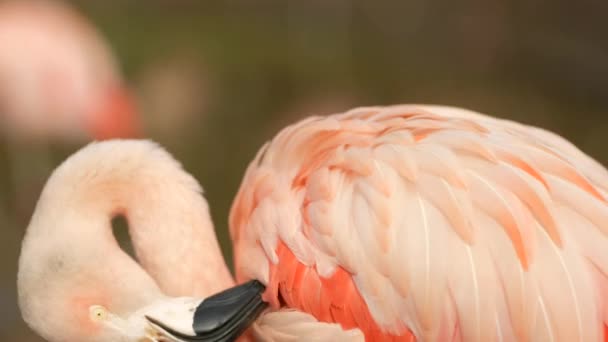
top-left (230, 104), bottom-right (608, 341)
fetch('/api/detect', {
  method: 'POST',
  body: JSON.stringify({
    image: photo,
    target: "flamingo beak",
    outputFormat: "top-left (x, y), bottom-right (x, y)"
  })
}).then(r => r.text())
top-left (145, 280), bottom-right (267, 342)
top-left (90, 86), bottom-right (142, 140)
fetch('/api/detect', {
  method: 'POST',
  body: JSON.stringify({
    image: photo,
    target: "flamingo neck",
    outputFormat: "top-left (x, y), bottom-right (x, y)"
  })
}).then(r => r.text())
top-left (30, 140), bottom-right (234, 297)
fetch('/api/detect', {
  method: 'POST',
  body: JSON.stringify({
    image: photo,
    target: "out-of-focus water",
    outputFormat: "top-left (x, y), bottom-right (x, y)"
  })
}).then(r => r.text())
top-left (1, 0), bottom-right (607, 340)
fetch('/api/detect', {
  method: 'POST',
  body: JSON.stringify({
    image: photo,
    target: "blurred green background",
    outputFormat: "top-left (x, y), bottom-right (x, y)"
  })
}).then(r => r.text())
top-left (1, 0), bottom-right (608, 340)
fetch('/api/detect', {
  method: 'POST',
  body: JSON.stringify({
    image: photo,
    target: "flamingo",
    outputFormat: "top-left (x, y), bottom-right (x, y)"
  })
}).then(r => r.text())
top-left (0, 0), bottom-right (139, 141)
top-left (0, 0), bottom-right (139, 222)
top-left (17, 139), bottom-right (360, 341)
top-left (19, 104), bottom-right (608, 341)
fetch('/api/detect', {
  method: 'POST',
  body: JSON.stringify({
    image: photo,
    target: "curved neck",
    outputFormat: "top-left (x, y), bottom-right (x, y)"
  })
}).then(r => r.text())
top-left (31, 141), bottom-right (234, 297)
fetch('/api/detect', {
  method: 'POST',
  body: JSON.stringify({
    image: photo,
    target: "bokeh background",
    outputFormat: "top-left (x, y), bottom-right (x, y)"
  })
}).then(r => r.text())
top-left (1, 0), bottom-right (607, 340)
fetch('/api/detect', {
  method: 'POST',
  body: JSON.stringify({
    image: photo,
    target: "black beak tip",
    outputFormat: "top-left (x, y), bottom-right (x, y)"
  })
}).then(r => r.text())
top-left (192, 280), bottom-right (267, 336)
top-left (148, 280), bottom-right (267, 342)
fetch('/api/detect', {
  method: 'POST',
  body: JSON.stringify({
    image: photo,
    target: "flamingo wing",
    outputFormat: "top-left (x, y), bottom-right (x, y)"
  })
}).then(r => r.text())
top-left (230, 105), bottom-right (608, 341)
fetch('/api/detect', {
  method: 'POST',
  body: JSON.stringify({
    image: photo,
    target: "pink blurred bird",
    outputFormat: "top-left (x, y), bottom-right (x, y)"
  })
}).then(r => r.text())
top-left (18, 104), bottom-right (608, 342)
top-left (0, 0), bottom-right (139, 141)
top-left (0, 0), bottom-right (139, 223)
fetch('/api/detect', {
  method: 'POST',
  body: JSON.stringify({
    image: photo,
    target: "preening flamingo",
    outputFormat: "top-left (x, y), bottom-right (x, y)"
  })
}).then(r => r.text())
top-left (17, 140), bottom-right (359, 341)
top-left (225, 104), bottom-right (608, 341)
top-left (19, 104), bottom-right (608, 341)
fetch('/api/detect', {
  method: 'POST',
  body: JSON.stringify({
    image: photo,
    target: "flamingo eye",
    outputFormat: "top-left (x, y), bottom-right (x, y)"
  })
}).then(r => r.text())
top-left (89, 305), bottom-right (108, 322)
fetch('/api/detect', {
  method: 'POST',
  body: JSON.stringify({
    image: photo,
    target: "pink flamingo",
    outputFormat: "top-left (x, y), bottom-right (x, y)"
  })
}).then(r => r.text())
top-left (19, 104), bottom-right (608, 341)
top-left (0, 0), bottom-right (139, 142)
top-left (0, 0), bottom-right (139, 222)
top-left (17, 140), bottom-right (359, 341)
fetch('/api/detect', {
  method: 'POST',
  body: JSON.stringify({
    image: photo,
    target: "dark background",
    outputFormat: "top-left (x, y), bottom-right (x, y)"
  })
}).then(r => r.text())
top-left (1, 0), bottom-right (607, 339)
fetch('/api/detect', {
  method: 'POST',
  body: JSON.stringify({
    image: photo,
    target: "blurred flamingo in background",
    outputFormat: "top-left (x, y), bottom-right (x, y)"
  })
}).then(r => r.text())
top-left (0, 0), bottom-right (138, 141)
top-left (0, 0), bottom-right (139, 221)
top-left (228, 104), bottom-right (608, 341)
top-left (18, 140), bottom-right (360, 341)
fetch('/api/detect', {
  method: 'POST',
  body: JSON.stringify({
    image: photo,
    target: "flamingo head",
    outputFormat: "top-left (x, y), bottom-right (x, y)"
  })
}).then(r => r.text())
top-left (17, 236), bottom-right (266, 342)
top-left (17, 237), bottom-right (266, 341)
top-left (15, 208), bottom-right (208, 342)
top-left (16, 229), bottom-right (167, 341)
